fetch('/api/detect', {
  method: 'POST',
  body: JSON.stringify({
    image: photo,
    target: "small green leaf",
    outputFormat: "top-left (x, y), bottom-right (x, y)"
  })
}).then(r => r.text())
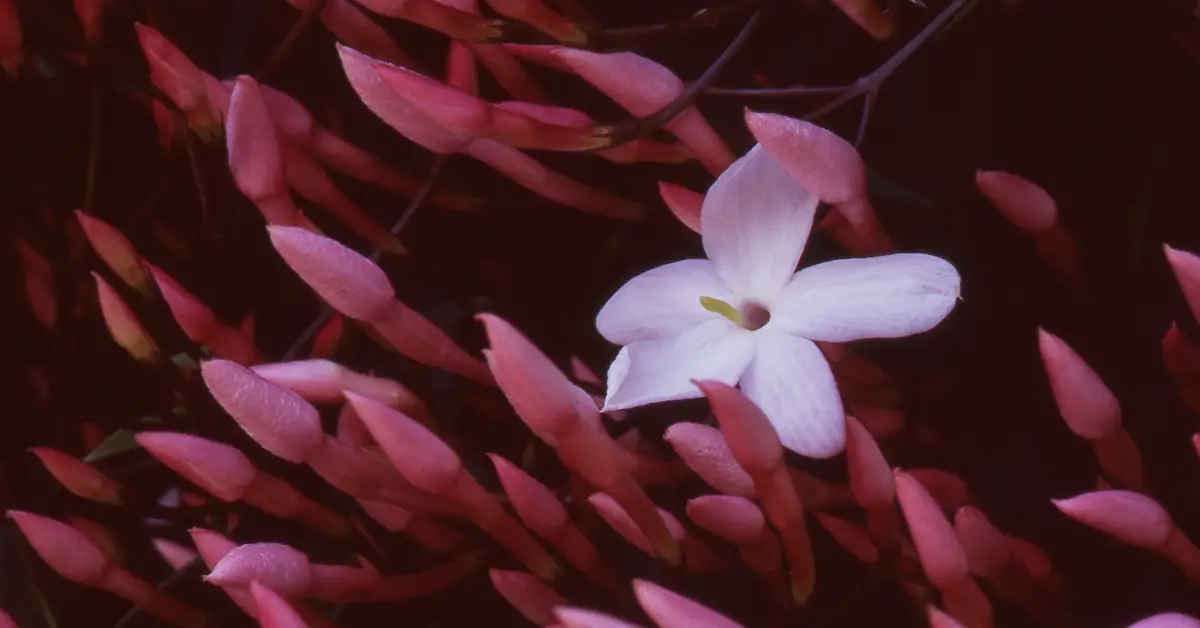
top-left (83, 429), bottom-right (140, 462)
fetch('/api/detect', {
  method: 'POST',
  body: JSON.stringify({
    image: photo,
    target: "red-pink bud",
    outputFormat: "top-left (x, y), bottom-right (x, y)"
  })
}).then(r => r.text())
top-left (134, 23), bottom-right (220, 141)
top-left (30, 447), bottom-right (123, 505)
top-left (94, 272), bottom-right (160, 363)
top-left (633, 579), bottom-right (742, 628)
top-left (846, 415), bottom-right (893, 508)
top-left (8, 510), bottom-right (109, 585)
top-left (201, 359), bottom-right (325, 463)
top-left (1165, 245), bottom-right (1200, 323)
top-left (975, 170), bottom-right (1057, 233)
top-left (252, 360), bottom-right (431, 425)
top-left (250, 580), bottom-right (310, 628)
top-left (205, 543), bottom-right (313, 595)
top-left (1126, 613), bottom-right (1200, 628)
top-left (16, 238), bottom-right (56, 329)
top-left (1038, 329), bottom-right (1121, 439)
top-left (685, 495), bottom-right (764, 543)
top-left (953, 506), bottom-right (1011, 579)
top-left (488, 454), bottom-right (568, 536)
top-left (227, 76), bottom-right (298, 225)
top-left (815, 514), bottom-right (879, 564)
top-left (554, 607), bottom-right (644, 628)
top-left (1052, 490), bottom-right (1172, 548)
top-left (0, 0), bottom-right (22, 76)
top-left (490, 569), bottom-right (567, 626)
top-left (152, 538), bottom-right (198, 571)
top-left (894, 469), bottom-right (970, 589)
top-left (908, 468), bottom-right (971, 510)
top-left (135, 432), bottom-right (256, 502)
top-left (657, 181), bottom-right (702, 234)
top-left (75, 211), bottom-right (151, 295)
top-left (268, 226), bottom-right (395, 321)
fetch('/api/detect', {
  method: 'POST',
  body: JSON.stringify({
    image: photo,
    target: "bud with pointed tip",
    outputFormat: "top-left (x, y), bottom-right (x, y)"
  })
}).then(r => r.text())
top-left (687, 495), bottom-right (781, 576)
top-left (633, 579), bottom-right (743, 628)
top-left (976, 170), bottom-right (1080, 285)
top-left (587, 493), bottom-right (712, 574)
top-left (490, 569), bottom-right (567, 626)
top-left (250, 580), bottom-right (310, 628)
top-left (30, 447), bottom-right (123, 505)
top-left (357, 500), bottom-right (463, 553)
top-left (16, 238), bottom-right (56, 329)
top-left (205, 542), bottom-right (313, 595)
top-left (253, 360), bottom-right (432, 426)
top-left (354, 0), bottom-right (498, 40)
top-left (554, 607), bottom-right (644, 628)
top-left (94, 273), bottom-right (160, 363)
top-left (657, 182), bottom-right (702, 234)
top-left (1125, 613), bottom-right (1200, 628)
top-left (1166, 245), bottom-right (1200, 323)
top-left (663, 423), bottom-right (755, 497)
top-left (282, 0), bottom-right (414, 68)
top-left (200, 359), bottom-right (325, 463)
top-left (146, 263), bottom-right (259, 364)
top-left (75, 212), bottom-right (151, 295)
top-left (1038, 329), bottom-right (1121, 440)
top-left (846, 416), bottom-right (899, 548)
top-left (152, 538), bottom-right (198, 571)
top-left (134, 23), bottom-right (220, 141)
top-left (227, 76), bottom-right (299, 225)
top-left (815, 514), bottom-right (881, 564)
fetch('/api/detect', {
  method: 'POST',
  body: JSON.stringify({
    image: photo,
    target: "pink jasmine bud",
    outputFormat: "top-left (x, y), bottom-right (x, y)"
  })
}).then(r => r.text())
top-left (307, 438), bottom-right (452, 515)
top-left (484, 0), bottom-right (585, 43)
top-left (502, 44), bottom-right (570, 71)
top-left (201, 359), bottom-right (325, 463)
top-left (974, 170), bottom-right (1057, 233)
top-left (10, 511), bottom-right (205, 627)
top-left (188, 529), bottom-right (260, 617)
top-left (657, 182), bottom-right (702, 234)
top-left (745, 110), bottom-right (892, 255)
top-left (282, 0), bottom-right (414, 68)
top-left (664, 423), bottom-right (757, 496)
top-left (0, 0), bottom-right (22, 76)
top-left (893, 469), bottom-right (969, 589)
top-left (267, 226), bottom-right (394, 321)
top-left (74, 211), bottom-right (151, 295)
top-left (1038, 329), bottom-right (1121, 440)
top-left (355, 0), bottom-right (498, 40)
top-left (206, 543), bottom-right (313, 595)
top-left (488, 454), bottom-right (568, 536)
top-left (687, 495), bottom-right (780, 574)
top-left (492, 102), bottom-right (690, 165)
top-left (252, 360), bottom-right (431, 425)
top-left (1090, 427), bottom-right (1147, 492)
top-left (953, 506), bottom-right (1011, 579)
top-left (815, 514), bottom-right (879, 564)
top-left (146, 264), bottom-right (259, 364)
top-left (1166, 245), bottom-right (1200, 322)
top-left (94, 272), bottom-right (160, 363)
top-left (695, 380), bottom-right (814, 604)
top-left (347, 392), bottom-right (557, 579)
top-left (136, 432), bottom-right (255, 502)
top-left (250, 581), bottom-right (309, 628)
top-left (1126, 613), bottom-right (1200, 628)
top-left (490, 569), bottom-right (567, 626)
top-left (907, 468), bottom-right (971, 510)
top-left (551, 48), bottom-right (733, 175)
top-left (1052, 490), bottom-right (1172, 549)
top-left (829, 0), bottom-right (894, 40)
top-left (373, 64), bottom-right (607, 151)
top-left (152, 538), bottom-right (198, 571)
top-left (30, 447), bottom-right (122, 505)
top-left (479, 314), bottom-right (676, 565)
top-left (227, 76), bottom-right (298, 226)
top-left (633, 579), bottom-right (742, 628)
top-left (846, 416), bottom-right (899, 548)
top-left (133, 24), bottom-right (220, 141)
top-left (555, 608), bottom-right (645, 628)
top-left (588, 493), bottom-right (707, 571)
top-left (336, 403), bottom-right (372, 446)
top-left (16, 238), bottom-right (55, 329)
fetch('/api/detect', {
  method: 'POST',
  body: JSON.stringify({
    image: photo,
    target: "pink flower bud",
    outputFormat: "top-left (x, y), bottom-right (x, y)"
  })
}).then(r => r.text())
top-left (146, 264), bottom-right (259, 364)
top-left (555, 608), bottom-right (644, 628)
top-left (250, 580), bottom-right (309, 628)
top-left (30, 447), bottom-right (123, 505)
top-left (633, 579), bottom-right (742, 628)
top-left (94, 272), bottom-right (160, 363)
top-left (355, 0), bottom-right (498, 40)
top-left (205, 543), bottom-right (313, 595)
top-left (657, 182), bottom-right (702, 234)
top-left (815, 514), bottom-right (879, 564)
top-left (1126, 613), bottom-right (1200, 628)
top-left (74, 211), bottom-right (151, 295)
top-left (134, 24), bottom-right (220, 141)
top-left (227, 76), bottom-right (298, 225)
top-left (16, 238), bottom-right (56, 329)
top-left (953, 506), bottom-right (1011, 579)
top-left (267, 226), bottom-right (395, 321)
top-left (894, 469), bottom-right (970, 590)
top-left (1052, 490), bottom-right (1172, 549)
top-left (488, 454), bottom-right (568, 536)
top-left (0, 0), bottom-right (22, 76)
top-left (135, 432), bottom-right (256, 502)
top-left (252, 360), bottom-right (431, 425)
top-left (846, 415), bottom-right (893, 508)
top-left (685, 495), bottom-right (764, 543)
top-left (1038, 329), bottom-right (1121, 440)
top-left (8, 511), bottom-right (109, 585)
top-left (201, 359), bottom-right (325, 463)
top-left (975, 170), bottom-right (1057, 233)
top-left (490, 569), bottom-right (567, 626)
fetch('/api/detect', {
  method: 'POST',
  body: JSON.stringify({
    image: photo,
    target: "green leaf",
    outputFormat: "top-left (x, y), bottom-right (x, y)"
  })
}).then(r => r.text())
top-left (83, 429), bottom-right (140, 462)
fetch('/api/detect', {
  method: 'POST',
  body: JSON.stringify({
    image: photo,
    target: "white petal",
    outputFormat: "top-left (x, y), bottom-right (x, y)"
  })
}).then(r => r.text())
top-left (603, 319), bottom-right (755, 411)
top-left (770, 253), bottom-right (961, 343)
top-left (701, 145), bottom-right (818, 302)
top-left (740, 331), bottom-right (845, 458)
top-left (596, 259), bottom-right (732, 345)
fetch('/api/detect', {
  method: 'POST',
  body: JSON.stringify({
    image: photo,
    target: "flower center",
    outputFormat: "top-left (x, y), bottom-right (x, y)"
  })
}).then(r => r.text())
top-left (699, 297), bottom-right (771, 331)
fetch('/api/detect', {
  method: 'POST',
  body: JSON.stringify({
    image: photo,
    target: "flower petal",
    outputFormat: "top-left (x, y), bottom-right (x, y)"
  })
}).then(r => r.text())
top-left (740, 331), bottom-right (844, 458)
top-left (701, 145), bottom-right (817, 302)
top-left (603, 319), bottom-right (754, 411)
top-left (596, 259), bottom-right (731, 345)
top-left (771, 253), bottom-right (960, 343)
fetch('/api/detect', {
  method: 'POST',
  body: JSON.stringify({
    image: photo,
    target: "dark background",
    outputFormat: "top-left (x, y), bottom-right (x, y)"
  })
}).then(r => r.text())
top-left (3, 0), bottom-right (1200, 625)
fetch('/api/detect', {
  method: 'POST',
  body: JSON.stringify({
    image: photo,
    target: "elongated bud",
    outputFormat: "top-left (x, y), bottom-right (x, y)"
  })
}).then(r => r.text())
top-left (484, 0), bottom-right (585, 43)
top-left (815, 514), bottom-right (879, 564)
top-left (206, 543), bottom-right (313, 595)
top-left (975, 170), bottom-right (1058, 233)
top-left (1038, 329), bottom-right (1121, 439)
top-left (354, 0), bottom-right (498, 40)
top-left (136, 432), bottom-right (255, 502)
top-left (30, 448), bottom-right (123, 505)
top-left (894, 469), bottom-right (969, 588)
top-left (251, 580), bottom-right (310, 628)
top-left (75, 211), bottom-right (151, 295)
top-left (488, 454), bottom-right (568, 535)
top-left (201, 359), bottom-right (325, 463)
top-left (829, 0), bottom-right (893, 40)
top-left (953, 506), bottom-right (1011, 579)
top-left (555, 608), bottom-right (644, 628)
top-left (146, 264), bottom-right (259, 364)
top-left (282, 0), bottom-right (414, 68)
top-left (1165, 245), bottom-right (1200, 323)
top-left (490, 569), bottom-right (567, 626)
top-left (253, 360), bottom-right (431, 425)
top-left (657, 182), bottom-right (702, 233)
top-left (633, 579), bottom-right (743, 628)
top-left (134, 23), bottom-right (220, 141)
top-left (227, 76), bottom-right (298, 225)
top-left (663, 423), bottom-right (755, 497)
top-left (267, 225), bottom-right (394, 321)
top-left (94, 273), bottom-right (160, 363)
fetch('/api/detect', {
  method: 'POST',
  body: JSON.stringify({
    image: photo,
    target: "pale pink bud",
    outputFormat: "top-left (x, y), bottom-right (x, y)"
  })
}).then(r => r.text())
top-left (267, 226), bottom-right (395, 321)
top-left (908, 468), bottom-right (971, 510)
top-left (30, 447), bottom-right (123, 505)
top-left (975, 170), bottom-right (1058, 233)
top-left (1126, 613), bottom-right (1200, 628)
top-left (1052, 490), bottom-right (1172, 549)
top-left (8, 510), bottom-right (110, 585)
top-left (845, 415), bottom-right (894, 508)
top-left (94, 272), bottom-right (160, 363)
top-left (135, 432), bottom-right (256, 502)
top-left (829, 0), bottom-right (894, 40)
top-left (16, 238), bottom-right (55, 329)
top-left (206, 543), bottom-right (313, 595)
top-left (953, 506), bottom-right (1011, 579)
top-left (490, 569), bottom-right (567, 626)
top-left (75, 211), bottom-right (151, 295)
top-left (551, 48), bottom-right (732, 175)
top-left (894, 469), bottom-right (970, 589)
top-left (555, 608), bottom-right (644, 628)
top-left (1038, 328), bottom-right (1121, 439)
top-left (201, 359), bottom-right (325, 463)
top-left (250, 580), bottom-right (310, 628)
top-left (685, 495), bottom-right (764, 543)
top-left (0, 0), bottom-right (22, 76)
top-left (587, 493), bottom-right (682, 557)
top-left (188, 529), bottom-right (260, 617)
top-left (1165, 245), bottom-right (1200, 323)
top-left (657, 181), bottom-right (703, 234)
top-left (152, 538), bottom-right (198, 571)
top-left (227, 76), bottom-right (298, 225)
top-left (252, 360), bottom-right (431, 425)
top-left (633, 579), bottom-right (742, 628)
top-left (134, 23), bottom-right (220, 141)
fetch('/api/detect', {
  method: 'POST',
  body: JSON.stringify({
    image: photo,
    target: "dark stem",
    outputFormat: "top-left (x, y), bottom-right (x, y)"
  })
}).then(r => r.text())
top-left (256, 0), bottom-right (330, 79)
top-left (592, 2), bottom-right (769, 150)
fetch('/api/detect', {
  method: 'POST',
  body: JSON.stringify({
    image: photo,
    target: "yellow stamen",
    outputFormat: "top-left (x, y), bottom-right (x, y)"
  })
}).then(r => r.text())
top-left (699, 296), bottom-right (743, 326)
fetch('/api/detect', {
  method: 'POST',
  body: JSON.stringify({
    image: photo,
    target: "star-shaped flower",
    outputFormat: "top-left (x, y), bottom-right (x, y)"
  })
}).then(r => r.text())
top-left (596, 145), bottom-right (961, 458)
